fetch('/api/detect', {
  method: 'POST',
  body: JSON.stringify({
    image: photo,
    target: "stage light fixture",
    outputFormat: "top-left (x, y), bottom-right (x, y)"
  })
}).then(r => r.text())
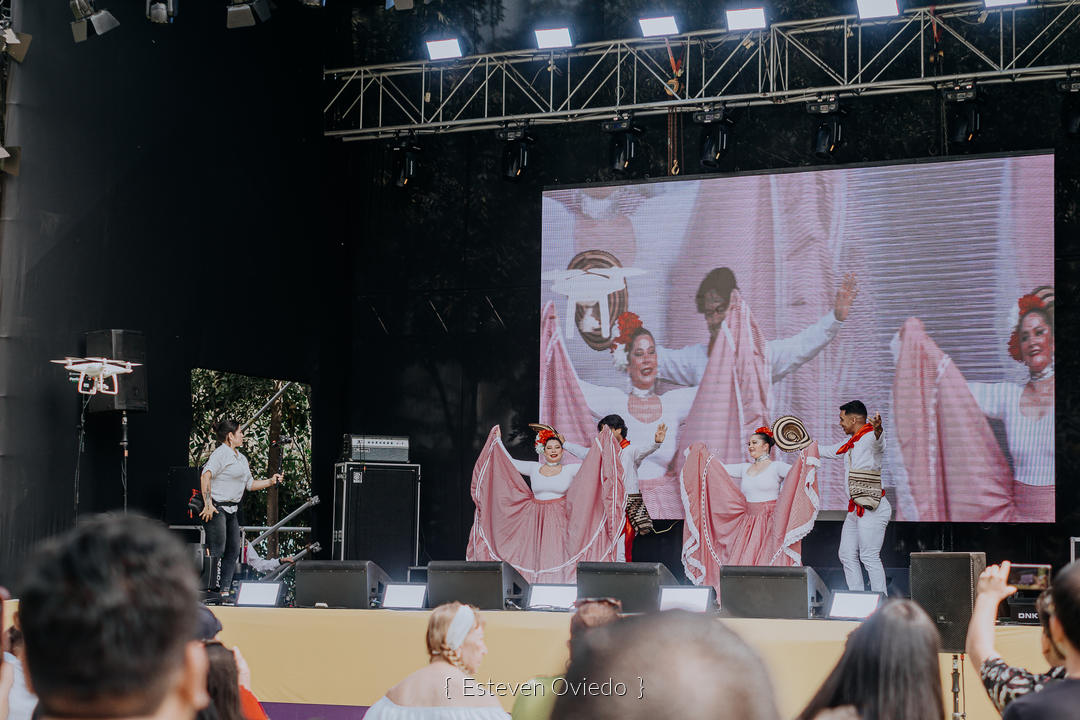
top-left (426, 38), bottom-right (462, 60)
top-left (299, 0), bottom-right (326, 6)
top-left (226, 0), bottom-right (270, 28)
top-left (386, 0), bottom-right (414, 8)
top-left (726, 7), bottom-right (767, 32)
top-left (694, 109), bottom-right (731, 169)
top-left (828, 591), bottom-right (883, 619)
top-left (984, 0), bottom-right (1025, 7)
top-left (857, 0), bottom-right (899, 19)
top-left (527, 584), bottom-right (577, 610)
top-left (813, 117), bottom-right (843, 159)
top-left (659, 586), bottom-right (716, 612)
top-left (499, 129), bottom-right (534, 180)
top-left (638, 16), bottom-right (678, 37)
top-left (0, 146), bottom-right (21, 176)
top-left (602, 117), bottom-right (642, 172)
top-left (535, 27), bottom-right (572, 49)
top-left (235, 581), bottom-right (284, 607)
top-left (1060, 78), bottom-right (1080, 138)
top-left (392, 138), bottom-right (421, 188)
top-left (0, 28), bottom-right (30, 63)
top-left (381, 583), bottom-right (427, 609)
top-left (949, 104), bottom-right (980, 143)
top-left (70, 0), bottom-right (119, 43)
top-left (146, 0), bottom-right (178, 24)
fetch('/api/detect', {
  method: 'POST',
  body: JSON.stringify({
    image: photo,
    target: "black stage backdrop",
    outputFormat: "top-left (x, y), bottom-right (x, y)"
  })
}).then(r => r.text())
top-left (1, 0), bottom-right (1078, 584)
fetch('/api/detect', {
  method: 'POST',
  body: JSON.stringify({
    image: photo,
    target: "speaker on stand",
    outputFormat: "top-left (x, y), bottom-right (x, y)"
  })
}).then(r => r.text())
top-left (910, 551), bottom-right (986, 720)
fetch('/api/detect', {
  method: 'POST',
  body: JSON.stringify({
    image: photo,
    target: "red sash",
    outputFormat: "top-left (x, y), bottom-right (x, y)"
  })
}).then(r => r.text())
top-left (836, 423), bottom-right (874, 455)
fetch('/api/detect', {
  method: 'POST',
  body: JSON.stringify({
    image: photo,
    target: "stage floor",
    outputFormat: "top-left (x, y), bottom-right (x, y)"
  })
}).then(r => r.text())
top-left (207, 607), bottom-right (1047, 720)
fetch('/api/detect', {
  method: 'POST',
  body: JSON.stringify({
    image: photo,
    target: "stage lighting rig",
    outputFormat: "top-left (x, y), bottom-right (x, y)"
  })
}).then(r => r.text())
top-left (426, 38), bottom-right (462, 60)
top-left (498, 127), bottom-right (534, 180)
top-left (944, 82), bottom-right (980, 145)
top-left (806, 98), bottom-right (843, 159)
top-left (146, 0), bottom-right (177, 24)
top-left (602, 116), bottom-right (643, 172)
top-left (638, 16), bottom-right (678, 37)
top-left (726, 7), bottom-right (767, 32)
top-left (392, 137), bottom-right (421, 188)
top-left (70, 0), bottom-right (119, 43)
top-left (226, 0), bottom-right (270, 29)
top-left (693, 108), bottom-right (731, 169)
top-left (857, 0), bottom-right (899, 20)
top-left (0, 21), bottom-right (29, 63)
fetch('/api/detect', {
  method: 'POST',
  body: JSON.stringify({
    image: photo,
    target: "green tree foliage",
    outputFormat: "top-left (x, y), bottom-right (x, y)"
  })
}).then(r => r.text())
top-left (189, 369), bottom-right (313, 561)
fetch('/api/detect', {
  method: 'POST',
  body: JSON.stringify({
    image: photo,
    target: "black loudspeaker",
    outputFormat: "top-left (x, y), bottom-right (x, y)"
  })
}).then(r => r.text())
top-left (294, 560), bottom-right (391, 609)
top-left (426, 561), bottom-right (529, 610)
top-left (333, 462), bottom-right (419, 581)
top-left (576, 562), bottom-right (678, 614)
top-left (85, 329), bottom-right (148, 412)
top-left (909, 551), bottom-right (986, 653)
top-left (718, 566), bottom-right (830, 618)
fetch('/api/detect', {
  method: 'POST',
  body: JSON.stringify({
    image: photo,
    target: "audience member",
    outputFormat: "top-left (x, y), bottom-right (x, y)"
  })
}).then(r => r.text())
top-left (550, 610), bottom-right (779, 720)
top-left (966, 561), bottom-right (1066, 713)
top-left (191, 606), bottom-right (267, 720)
top-left (1002, 560), bottom-right (1080, 719)
top-left (511, 598), bottom-right (622, 720)
top-left (197, 643), bottom-right (244, 720)
top-left (365, 602), bottom-right (509, 719)
top-left (796, 600), bottom-right (943, 720)
top-left (16, 513), bottom-right (210, 720)
top-left (2, 626), bottom-right (38, 720)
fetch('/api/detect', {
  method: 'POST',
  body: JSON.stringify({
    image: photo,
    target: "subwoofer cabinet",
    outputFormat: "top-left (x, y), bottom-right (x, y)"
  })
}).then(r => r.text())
top-left (332, 462), bottom-right (420, 582)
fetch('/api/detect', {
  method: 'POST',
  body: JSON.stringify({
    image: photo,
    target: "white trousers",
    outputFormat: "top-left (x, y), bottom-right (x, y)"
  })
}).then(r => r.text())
top-left (838, 495), bottom-right (891, 593)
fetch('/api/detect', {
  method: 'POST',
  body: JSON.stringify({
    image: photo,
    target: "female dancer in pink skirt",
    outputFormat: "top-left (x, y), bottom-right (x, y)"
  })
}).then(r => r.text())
top-left (465, 425), bottom-right (627, 583)
top-left (892, 287), bottom-right (1054, 522)
top-left (681, 420), bottom-right (821, 595)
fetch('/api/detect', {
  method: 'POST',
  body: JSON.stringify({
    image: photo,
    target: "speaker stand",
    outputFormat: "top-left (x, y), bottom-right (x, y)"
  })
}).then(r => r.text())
top-left (72, 395), bottom-right (91, 525)
top-left (120, 410), bottom-right (129, 513)
top-left (951, 653), bottom-right (965, 719)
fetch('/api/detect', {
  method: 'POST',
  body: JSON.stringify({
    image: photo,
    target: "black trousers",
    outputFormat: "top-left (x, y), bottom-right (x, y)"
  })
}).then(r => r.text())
top-left (204, 506), bottom-right (242, 591)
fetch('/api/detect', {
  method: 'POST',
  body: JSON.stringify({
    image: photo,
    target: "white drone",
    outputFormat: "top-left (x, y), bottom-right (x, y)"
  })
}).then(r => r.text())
top-left (51, 357), bottom-right (140, 395)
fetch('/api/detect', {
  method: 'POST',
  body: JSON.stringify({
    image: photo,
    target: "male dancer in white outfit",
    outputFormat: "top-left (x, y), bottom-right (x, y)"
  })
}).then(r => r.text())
top-left (820, 400), bottom-right (889, 593)
top-left (564, 414), bottom-right (665, 534)
top-left (655, 267), bottom-right (859, 387)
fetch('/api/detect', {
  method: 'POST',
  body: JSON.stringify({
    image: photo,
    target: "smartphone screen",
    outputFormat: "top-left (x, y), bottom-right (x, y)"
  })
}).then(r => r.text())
top-left (1007, 563), bottom-right (1052, 592)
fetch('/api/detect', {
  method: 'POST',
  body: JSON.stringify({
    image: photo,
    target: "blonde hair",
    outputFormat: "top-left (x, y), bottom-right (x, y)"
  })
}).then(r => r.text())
top-left (426, 602), bottom-right (482, 674)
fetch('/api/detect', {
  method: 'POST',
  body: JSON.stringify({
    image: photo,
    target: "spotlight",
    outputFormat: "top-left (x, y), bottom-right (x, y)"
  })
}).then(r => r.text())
top-left (527, 584), bottom-right (577, 610)
top-left (146, 0), bottom-right (178, 24)
top-left (426, 38), bottom-right (462, 60)
top-left (392, 138), bottom-right (421, 188)
top-left (299, 0), bottom-right (326, 6)
top-left (949, 104), bottom-right (980, 144)
top-left (984, 0), bottom-right (1025, 7)
top-left (602, 117), bottom-right (642, 172)
top-left (726, 7), bottom-right (767, 32)
top-left (0, 146), bottom-right (20, 176)
top-left (693, 109), bottom-right (731, 169)
top-left (638, 16), bottom-right (679, 37)
top-left (226, 0), bottom-right (270, 29)
top-left (1060, 78), bottom-right (1080, 138)
top-left (535, 27), bottom-right (572, 49)
top-left (70, 0), bottom-right (119, 43)
top-left (813, 117), bottom-right (843, 159)
top-left (827, 591), bottom-right (883, 619)
top-left (498, 128), bottom-right (534, 180)
top-left (945, 82), bottom-right (979, 144)
top-left (0, 28), bottom-right (30, 63)
top-left (385, 0), bottom-right (414, 8)
top-left (659, 586), bottom-right (716, 612)
top-left (381, 583), bottom-right (427, 609)
top-left (856, 0), bottom-right (899, 19)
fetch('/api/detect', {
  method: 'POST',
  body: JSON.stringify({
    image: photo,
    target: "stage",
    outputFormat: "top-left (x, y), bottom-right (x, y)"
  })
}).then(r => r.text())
top-left (205, 607), bottom-right (1046, 720)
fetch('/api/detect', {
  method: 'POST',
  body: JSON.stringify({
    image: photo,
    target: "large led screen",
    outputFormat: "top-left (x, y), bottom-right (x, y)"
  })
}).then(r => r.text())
top-left (540, 153), bottom-right (1054, 523)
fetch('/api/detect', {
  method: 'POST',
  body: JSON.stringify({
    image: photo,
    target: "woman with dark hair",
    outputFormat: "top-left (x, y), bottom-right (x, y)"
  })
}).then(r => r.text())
top-left (681, 421), bottom-right (820, 595)
top-left (199, 642), bottom-right (245, 720)
top-left (796, 600), bottom-right (944, 720)
top-left (466, 423), bottom-right (627, 583)
top-left (893, 287), bottom-right (1055, 522)
top-left (199, 418), bottom-right (281, 596)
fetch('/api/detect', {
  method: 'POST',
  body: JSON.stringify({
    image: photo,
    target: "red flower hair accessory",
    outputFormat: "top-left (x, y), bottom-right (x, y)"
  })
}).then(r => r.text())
top-left (610, 311), bottom-right (643, 353)
top-left (1008, 293), bottom-right (1050, 362)
top-left (754, 426), bottom-right (774, 438)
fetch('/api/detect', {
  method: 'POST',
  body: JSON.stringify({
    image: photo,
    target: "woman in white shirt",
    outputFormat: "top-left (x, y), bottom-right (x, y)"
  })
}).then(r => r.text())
top-left (199, 418), bottom-right (281, 596)
top-left (365, 603), bottom-right (509, 720)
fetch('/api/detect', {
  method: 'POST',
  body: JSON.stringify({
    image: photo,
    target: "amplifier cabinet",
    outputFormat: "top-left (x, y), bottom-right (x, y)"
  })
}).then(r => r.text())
top-left (332, 462), bottom-right (420, 582)
top-left (341, 434), bottom-right (410, 463)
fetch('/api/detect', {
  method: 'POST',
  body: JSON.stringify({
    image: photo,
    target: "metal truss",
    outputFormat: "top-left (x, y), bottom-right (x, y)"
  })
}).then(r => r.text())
top-left (325, 1), bottom-right (1080, 141)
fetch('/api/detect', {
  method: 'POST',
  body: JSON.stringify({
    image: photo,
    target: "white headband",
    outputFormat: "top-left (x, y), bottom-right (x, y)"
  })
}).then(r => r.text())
top-left (445, 605), bottom-right (476, 651)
